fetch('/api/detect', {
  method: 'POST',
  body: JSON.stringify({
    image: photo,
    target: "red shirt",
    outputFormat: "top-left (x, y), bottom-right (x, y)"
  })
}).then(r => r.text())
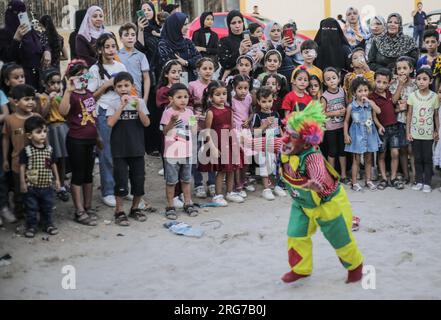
top-left (281, 91), bottom-right (312, 112)
top-left (67, 90), bottom-right (98, 140)
top-left (369, 90), bottom-right (397, 127)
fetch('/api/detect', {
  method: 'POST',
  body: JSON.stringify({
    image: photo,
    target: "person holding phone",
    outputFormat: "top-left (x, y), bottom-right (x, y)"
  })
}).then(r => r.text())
top-left (283, 23), bottom-right (303, 66)
top-left (0, 0), bottom-right (51, 92)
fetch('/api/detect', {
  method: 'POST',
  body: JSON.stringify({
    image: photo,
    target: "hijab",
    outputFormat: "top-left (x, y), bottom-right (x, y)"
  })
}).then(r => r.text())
top-left (344, 7), bottom-right (369, 47)
top-left (199, 11), bottom-right (213, 32)
top-left (78, 6), bottom-right (107, 42)
top-left (143, 1), bottom-right (160, 30)
top-left (74, 9), bottom-right (87, 33)
top-left (226, 10), bottom-right (244, 37)
top-left (160, 12), bottom-right (187, 51)
top-left (4, 0), bottom-right (26, 38)
top-left (369, 15), bottom-right (386, 35)
top-left (264, 22), bottom-right (282, 48)
top-left (375, 13), bottom-right (418, 59)
top-left (314, 18), bottom-right (350, 70)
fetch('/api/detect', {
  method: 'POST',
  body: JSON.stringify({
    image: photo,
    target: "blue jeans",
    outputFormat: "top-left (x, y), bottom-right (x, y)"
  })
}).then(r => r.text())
top-left (413, 25), bottom-right (424, 48)
top-left (23, 187), bottom-right (54, 229)
top-left (193, 166), bottom-right (215, 187)
top-left (97, 106), bottom-right (115, 197)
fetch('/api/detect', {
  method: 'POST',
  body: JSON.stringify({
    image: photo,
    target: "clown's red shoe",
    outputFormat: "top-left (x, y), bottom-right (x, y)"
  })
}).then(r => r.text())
top-left (281, 271), bottom-right (310, 283)
top-left (346, 263), bottom-right (363, 283)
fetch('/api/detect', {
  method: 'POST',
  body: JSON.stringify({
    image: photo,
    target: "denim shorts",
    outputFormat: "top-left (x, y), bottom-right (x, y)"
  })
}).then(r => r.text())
top-left (379, 124), bottom-right (401, 152)
top-left (397, 122), bottom-right (409, 147)
top-left (164, 158), bottom-right (192, 185)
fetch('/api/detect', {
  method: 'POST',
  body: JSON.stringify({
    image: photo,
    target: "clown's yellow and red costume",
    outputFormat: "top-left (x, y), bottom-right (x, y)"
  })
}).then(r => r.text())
top-left (280, 102), bottom-right (363, 283)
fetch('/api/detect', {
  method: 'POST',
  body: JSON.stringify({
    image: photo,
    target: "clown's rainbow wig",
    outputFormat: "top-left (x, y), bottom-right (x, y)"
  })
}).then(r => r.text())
top-left (286, 101), bottom-right (327, 146)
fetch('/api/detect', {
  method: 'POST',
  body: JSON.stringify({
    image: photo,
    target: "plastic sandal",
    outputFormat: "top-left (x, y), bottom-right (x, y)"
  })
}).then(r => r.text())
top-left (391, 179), bottom-right (404, 190)
top-left (352, 216), bottom-right (360, 232)
top-left (351, 183), bottom-right (363, 192)
top-left (24, 228), bottom-right (36, 238)
top-left (129, 208), bottom-right (147, 222)
top-left (165, 207), bottom-right (177, 220)
top-left (366, 181), bottom-right (377, 191)
top-left (114, 212), bottom-right (130, 226)
top-left (377, 179), bottom-right (388, 190)
top-left (75, 211), bottom-right (97, 226)
top-left (85, 208), bottom-right (99, 221)
top-left (184, 204), bottom-right (199, 217)
top-left (45, 225), bottom-right (59, 235)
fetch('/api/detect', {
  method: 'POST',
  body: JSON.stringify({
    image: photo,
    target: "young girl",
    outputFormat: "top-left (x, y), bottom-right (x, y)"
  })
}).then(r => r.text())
top-left (257, 50), bottom-right (287, 85)
top-left (1, 63), bottom-right (26, 100)
top-left (262, 73), bottom-right (288, 117)
top-left (59, 60), bottom-right (98, 226)
top-left (88, 33), bottom-right (127, 208)
top-left (282, 67), bottom-right (312, 118)
top-left (389, 56), bottom-right (418, 184)
top-left (344, 77), bottom-right (381, 192)
top-left (343, 47), bottom-right (375, 102)
top-left (321, 67), bottom-right (349, 183)
top-left (231, 75), bottom-right (253, 197)
top-left (37, 68), bottom-right (70, 202)
top-left (308, 75), bottom-right (322, 101)
top-left (199, 80), bottom-right (244, 206)
top-left (188, 57), bottom-right (216, 198)
top-left (407, 68), bottom-right (440, 193)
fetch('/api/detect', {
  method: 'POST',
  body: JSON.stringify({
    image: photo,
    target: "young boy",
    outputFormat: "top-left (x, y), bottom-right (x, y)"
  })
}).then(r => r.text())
top-left (371, 68), bottom-right (404, 190)
top-left (2, 84), bottom-right (40, 220)
top-left (107, 72), bottom-right (151, 226)
top-left (251, 86), bottom-right (284, 200)
top-left (118, 23), bottom-right (151, 105)
top-left (416, 29), bottom-right (440, 91)
top-left (344, 47), bottom-right (375, 102)
top-left (292, 40), bottom-right (323, 83)
top-left (19, 116), bottom-right (60, 237)
top-left (160, 83), bottom-right (198, 219)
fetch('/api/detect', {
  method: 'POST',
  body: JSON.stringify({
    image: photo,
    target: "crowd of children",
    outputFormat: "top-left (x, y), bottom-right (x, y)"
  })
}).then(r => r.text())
top-left (0, 13), bottom-right (440, 239)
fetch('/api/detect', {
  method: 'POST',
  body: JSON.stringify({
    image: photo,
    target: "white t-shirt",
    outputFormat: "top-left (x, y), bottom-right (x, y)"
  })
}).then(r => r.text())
top-left (88, 61), bottom-right (127, 110)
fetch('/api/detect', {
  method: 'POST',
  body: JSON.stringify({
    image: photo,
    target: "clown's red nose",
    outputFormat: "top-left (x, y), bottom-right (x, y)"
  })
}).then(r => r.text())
top-left (282, 136), bottom-right (290, 144)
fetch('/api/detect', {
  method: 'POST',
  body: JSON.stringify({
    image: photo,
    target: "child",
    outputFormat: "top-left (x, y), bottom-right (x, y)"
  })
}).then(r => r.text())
top-left (282, 68), bottom-right (312, 119)
top-left (308, 75), bottom-right (322, 102)
top-left (344, 77), bottom-right (381, 192)
top-left (343, 47), bottom-right (375, 102)
top-left (189, 58), bottom-right (216, 198)
top-left (226, 56), bottom-right (261, 92)
top-left (20, 116), bottom-right (60, 238)
top-left (160, 83), bottom-right (199, 219)
top-left (369, 68), bottom-right (403, 190)
top-left (1, 63), bottom-right (26, 96)
top-left (88, 33), bottom-right (127, 208)
top-left (59, 59), bottom-right (98, 226)
top-left (280, 102), bottom-right (363, 284)
top-left (118, 23), bottom-right (151, 105)
top-left (231, 75), bottom-right (253, 197)
top-left (2, 84), bottom-right (40, 220)
top-left (416, 30), bottom-right (440, 75)
top-left (107, 72), bottom-right (151, 226)
top-left (292, 40), bottom-right (323, 83)
top-left (0, 82), bottom-right (12, 226)
top-left (37, 68), bottom-right (70, 201)
top-left (389, 56), bottom-right (418, 184)
top-left (252, 86), bottom-right (284, 200)
top-left (433, 85), bottom-right (441, 174)
top-left (261, 73), bottom-right (288, 118)
top-left (257, 50), bottom-right (287, 85)
top-left (283, 23), bottom-right (303, 67)
top-left (156, 60), bottom-right (183, 111)
top-left (321, 67), bottom-right (348, 183)
top-left (407, 68), bottom-right (440, 193)
top-left (199, 80), bottom-right (244, 206)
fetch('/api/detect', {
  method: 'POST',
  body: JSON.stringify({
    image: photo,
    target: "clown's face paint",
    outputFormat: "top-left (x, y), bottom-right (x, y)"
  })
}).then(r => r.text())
top-left (281, 127), bottom-right (305, 155)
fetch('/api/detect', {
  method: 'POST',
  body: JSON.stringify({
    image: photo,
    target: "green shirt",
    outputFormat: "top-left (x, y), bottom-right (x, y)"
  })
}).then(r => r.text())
top-left (407, 90), bottom-right (439, 140)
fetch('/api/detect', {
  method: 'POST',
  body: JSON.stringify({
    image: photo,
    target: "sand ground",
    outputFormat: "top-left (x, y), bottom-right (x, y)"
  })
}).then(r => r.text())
top-left (1, 155), bottom-right (441, 300)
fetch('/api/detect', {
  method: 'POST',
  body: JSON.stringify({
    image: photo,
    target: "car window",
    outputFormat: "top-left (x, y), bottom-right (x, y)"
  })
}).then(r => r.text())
top-left (213, 15), bottom-right (227, 28)
top-left (427, 14), bottom-right (441, 26)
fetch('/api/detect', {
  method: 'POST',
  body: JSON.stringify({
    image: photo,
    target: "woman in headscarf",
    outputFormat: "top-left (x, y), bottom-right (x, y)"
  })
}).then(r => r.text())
top-left (0, 0), bottom-right (51, 91)
top-left (191, 12), bottom-right (219, 64)
top-left (343, 7), bottom-right (370, 49)
top-left (368, 13), bottom-right (419, 71)
top-left (157, 12), bottom-right (201, 82)
top-left (75, 6), bottom-right (108, 67)
top-left (69, 9), bottom-right (87, 60)
top-left (314, 18), bottom-right (352, 73)
top-left (218, 10), bottom-right (252, 80)
top-left (365, 16), bottom-right (386, 57)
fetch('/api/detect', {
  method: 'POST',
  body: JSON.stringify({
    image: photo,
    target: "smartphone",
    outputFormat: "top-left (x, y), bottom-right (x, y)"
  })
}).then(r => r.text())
top-left (136, 9), bottom-right (146, 19)
top-left (283, 28), bottom-right (294, 42)
top-left (242, 30), bottom-right (251, 41)
top-left (18, 12), bottom-right (31, 29)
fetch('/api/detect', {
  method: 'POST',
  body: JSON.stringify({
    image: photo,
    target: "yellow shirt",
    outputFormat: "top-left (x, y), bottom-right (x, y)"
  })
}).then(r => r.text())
top-left (343, 71), bottom-right (375, 102)
top-left (292, 65), bottom-right (323, 83)
top-left (39, 94), bottom-right (66, 124)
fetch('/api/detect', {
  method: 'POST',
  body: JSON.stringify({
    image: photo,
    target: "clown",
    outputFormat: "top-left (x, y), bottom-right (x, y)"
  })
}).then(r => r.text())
top-left (280, 101), bottom-right (363, 284)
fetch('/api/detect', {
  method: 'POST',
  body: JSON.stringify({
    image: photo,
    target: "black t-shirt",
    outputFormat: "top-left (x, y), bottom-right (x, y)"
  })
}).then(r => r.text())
top-left (106, 98), bottom-right (150, 158)
top-left (252, 111), bottom-right (282, 137)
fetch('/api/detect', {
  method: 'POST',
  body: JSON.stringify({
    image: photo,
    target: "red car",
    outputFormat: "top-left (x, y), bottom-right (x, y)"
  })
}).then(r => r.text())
top-left (188, 12), bottom-right (310, 41)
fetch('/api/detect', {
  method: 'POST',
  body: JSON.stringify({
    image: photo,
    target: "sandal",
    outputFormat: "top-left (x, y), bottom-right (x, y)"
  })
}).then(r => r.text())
top-left (184, 204), bottom-right (199, 217)
top-left (24, 227), bottom-right (36, 238)
top-left (165, 207), bottom-right (177, 220)
top-left (340, 177), bottom-right (351, 185)
top-left (352, 216), bottom-right (360, 232)
top-left (114, 212), bottom-right (130, 226)
top-left (45, 225), bottom-right (59, 235)
top-left (390, 178), bottom-right (404, 190)
top-left (351, 183), bottom-right (363, 192)
top-left (129, 208), bottom-right (147, 222)
top-left (75, 211), bottom-right (97, 226)
top-left (377, 179), bottom-right (388, 190)
top-left (366, 181), bottom-right (377, 191)
top-left (85, 208), bottom-right (99, 221)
